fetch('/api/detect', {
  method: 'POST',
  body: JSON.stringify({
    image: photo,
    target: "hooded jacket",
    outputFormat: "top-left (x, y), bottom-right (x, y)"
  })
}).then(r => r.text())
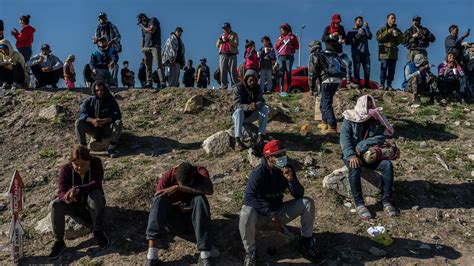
top-left (244, 47), bottom-right (259, 70)
top-left (12, 24), bottom-right (35, 48)
top-left (376, 24), bottom-right (405, 60)
top-left (216, 30), bottom-right (239, 55)
top-left (0, 39), bottom-right (28, 81)
top-left (90, 46), bottom-right (118, 71)
top-left (403, 25), bottom-right (435, 50)
top-left (275, 23), bottom-right (299, 56)
top-left (78, 83), bottom-right (122, 122)
top-left (322, 15), bottom-right (347, 53)
top-left (233, 69), bottom-right (265, 116)
top-left (162, 32), bottom-right (185, 66)
top-left (340, 95), bottom-right (389, 161)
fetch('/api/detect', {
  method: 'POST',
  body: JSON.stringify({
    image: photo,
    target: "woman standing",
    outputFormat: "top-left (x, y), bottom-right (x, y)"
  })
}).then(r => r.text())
top-left (275, 23), bottom-right (299, 97)
top-left (11, 15), bottom-right (36, 61)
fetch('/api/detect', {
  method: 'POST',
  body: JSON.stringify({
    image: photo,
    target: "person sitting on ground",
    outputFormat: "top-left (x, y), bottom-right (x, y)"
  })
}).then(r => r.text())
top-left (120, 61), bottom-right (135, 88)
top-left (258, 36), bottom-right (276, 93)
top-left (322, 14), bottom-right (356, 88)
top-left (145, 162), bottom-right (213, 266)
top-left (244, 40), bottom-right (259, 71)
top-left (27, 44), bottom-right (63, 89)
top-left (76, 81), bottom-right (122, 158)
top-left (48, 145), bottom-right (109, 259)
top-left (232, 69), bottom-right (269, 151)
top-left (182, 59), bottom-right (195, 87)
top-left (89, 36), bottom-right (119, 88)
top-left (239, 140), bottom-right (319, 265)
top-left (340, 95), bottom-right (399, 220)
top-left (63, 54), bottom-right (76, 90)
top-left (196, 58), bottom-right (210, 88)
top-left (0, 39), bottom-right (27, 90)
top-left (402, 54), bottom-right (437, 107)
top-left (437, 52), bottom-right (466, 102)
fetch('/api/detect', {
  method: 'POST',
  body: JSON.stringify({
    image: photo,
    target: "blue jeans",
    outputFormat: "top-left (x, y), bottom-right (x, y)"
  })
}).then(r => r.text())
top-left (343, 159), bottom-right (394, 206)
top-left (320, 83), bottom-right (339, 128)
top-left (278, 55), bottom-right (294, 92)
top-left (353, 54), bottom-right (371, 87)
top-left (380, 59), bottom-right (397, 87)
top-left (232, 105), bottom-right (269, 138)
top-left (340, 53), bottom-right (353, 80)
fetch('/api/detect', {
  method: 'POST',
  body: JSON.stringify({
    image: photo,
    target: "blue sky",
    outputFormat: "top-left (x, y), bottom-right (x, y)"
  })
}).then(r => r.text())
top-left (1, 0), bottom-right (473, 88)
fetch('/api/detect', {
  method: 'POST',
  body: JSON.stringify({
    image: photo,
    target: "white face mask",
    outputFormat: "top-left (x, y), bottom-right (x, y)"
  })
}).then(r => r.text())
top-left (274, 156), bottom-right (288, 169)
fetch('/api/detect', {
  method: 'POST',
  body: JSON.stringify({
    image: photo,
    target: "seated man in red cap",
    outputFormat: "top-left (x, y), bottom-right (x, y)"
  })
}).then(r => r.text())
top-left (239, 140), bottom-right (318, 265)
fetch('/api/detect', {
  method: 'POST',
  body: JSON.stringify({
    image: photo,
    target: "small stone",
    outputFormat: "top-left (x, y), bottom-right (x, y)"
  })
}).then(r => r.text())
top-left (454, 121), bottom-right (460, 126)
top-left (303, 156), bottom-right (315, 167)
top-left (344, 202), bottom-right (352, 208)
top-left (444, 212), bottom-right (452, 219)
top-left (350, 209), bottom-right (357, 214)
top-left (368, 246), bottom-right (387, 257)
top-left (468, 155), bottom-right (474, 162)
top-left (365, 196), bottom-right (378, 205)
top-left (419, 141), bottom-right (427, 148)
top-left (419, 244), bottom-right (431, 250)
top-left (412, 205), bottom-right (420, 211)
top-left (435, 210), bottom-right (443, 221)
top-left (471, 171), bottom-right (474, 177)
top-left (431, 234), bottom-right (440, 240)
top-left (465, 121), bottom-right (472, 127)
top-left (446, 106), bottom-right (453, 111)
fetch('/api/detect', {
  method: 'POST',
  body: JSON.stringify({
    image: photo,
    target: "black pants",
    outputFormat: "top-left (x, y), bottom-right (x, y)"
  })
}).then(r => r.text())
top-left (0, 63), bottom-right (25, 85)
top-left (51, 189), bottom-right (106, 241)
top-left (146, 195), bottom-right (211, 251)
top-left (438, 77), bottom-right (461, 99)
top-left (18, 47), bottom-right (32, 62)
top-left (197, 80), bottom-right (208, 88)
top-left (380, 59), bottom-right (397, 87)
top-left (31, 65), bottom-right (62, 86)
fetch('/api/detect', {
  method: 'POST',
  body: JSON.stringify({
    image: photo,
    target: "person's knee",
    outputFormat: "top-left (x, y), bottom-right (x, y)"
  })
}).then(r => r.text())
top-left (88, 190), bottom-right (106, 210)
top-left (233, 108), bottom-right (244, 120)
top-left (240, 206), bottom-right (258, 225)
top-left (301, 196), bottom-right (315, 212)
top-left (191, 195), bottom-right (209, 208)
top-left (51, 198), bottom-right (65, 212)
top-left (259, 105), bottom-right (269, 115)
top-left (379, 160), bottom-right (393, 173)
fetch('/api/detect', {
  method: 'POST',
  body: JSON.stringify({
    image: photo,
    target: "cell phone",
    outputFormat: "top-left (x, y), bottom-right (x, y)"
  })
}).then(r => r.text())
top-left (468, 29), bottom-right (471, 35)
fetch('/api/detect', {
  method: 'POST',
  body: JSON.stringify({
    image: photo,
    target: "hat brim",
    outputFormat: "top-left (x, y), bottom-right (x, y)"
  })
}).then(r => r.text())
top-left (266, 149), bottom-right (287, 156)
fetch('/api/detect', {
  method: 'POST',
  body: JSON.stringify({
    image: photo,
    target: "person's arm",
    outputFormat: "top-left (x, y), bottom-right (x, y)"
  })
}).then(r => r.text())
top-left (177, 167), bottom-right (213, 195)
top-left (78, 98), bottom-right (92, 122)
top-left (255, 85), bottom-right (265, 109)
top-left (346, 30), bottom-right (355, 45)
top-left (111, 23), bottom-right (121, 43)
top-left (110, 49), bottom-right (119, 64)
top-left (340, 119), bottom-right (357, 161)
top-left (355, 125), bottom-right (386, 154)
top-left (395, 28), bottom-right (405, 45)
top-left (321, 26), bottom-right (332, 42)
top-left (26, 54), bottom-right (39, 67)
top-left (275, 36), bottom-right (282, 50)
top-left (405, 64), bottom-right (420, 80)
top-left (57, 165), bottom-right (71, 201)
top-left (229, 32), bottom-right (239, 49)
top-left (292, 34), bottom-right (299, 50)
top-left (376, 27), bottom-right (390, 43)
top-left (76, 159), bottom-right (103, 194)
top-left (404, 28), bottom-right (415, 47)
top-left (308, 53), bottom-right (317, 94)
top-left (286, 171), bottom-right (304, 199)
top-left (90, 53), bottom-right (98, 71)
top-left (141, 30), bottom-right (145, 49)
top-left (424, 28), bottom-right (435, 43)
top-left (438, 63), bottom-right (446, 76)
top-left (109, 98), bottom-right (122, 121)
top-left (244, 171), bottom-right (273, 216)
top-left (51, 56), bottom-right (63, 71)
top-left (206, 66), bottom-right (210, 84)
top-left (233, 86), bottom-right (250, 111)
top-left (366, 26), bottom-right (373, 40)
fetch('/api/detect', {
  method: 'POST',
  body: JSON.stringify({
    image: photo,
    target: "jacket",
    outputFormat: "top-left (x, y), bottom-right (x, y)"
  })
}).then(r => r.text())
top-left (308, 50), bottom-right (343, 86)
top-left (27, 53), bottom-right (63, 70)
top-left (162, 32), bottom-right (185, 66)
top-left (216, 31), bottom-right (239, 55)
top-left (233, 70), bottom-right (265, 116)
top-left (403, 25), bottom-right (435, 50)
top-left (275, 33), bottom-right (299, 56)
top-left (90, 47), bottom-right (118, 70)
top-left (0, 39), bottom-right (28, 81)
top-left (244, 48), bottom-right (259, 70)
top-left (340, 118), bottom-right (386, 161)
top-left (78, 84), bottom-right (122, 122)
top-left (63, 61), bottom-right (76, 82)
top-left (376, 24), bottom-right (405, 60)
top-left (445, 35), bottom-right (467, 61)
top-left (12, 24), bottom-right (35, 48)
top-left (322, 25), bottom-right (346, 53)
top-left (259, 46), bottom-right (276, 69)
top-left (182, 66), bottom-right (195, 84)
top-left (244, 158), bottom-right (304, 216)
top-left (346, 26), bottom-right (372, 56)
top-left (196, 64), bottom-right (210, 82)
top-left (95, 21), bottom-right (122, 53)
top-left (402, 62), bottom-right (427, 88)
top-left (438, 61), bottom-right (464, 78)
top-left (57, 157), bottom-right (104, 204)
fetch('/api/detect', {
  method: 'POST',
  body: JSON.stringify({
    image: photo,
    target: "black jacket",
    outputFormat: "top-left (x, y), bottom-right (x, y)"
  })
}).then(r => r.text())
top-left (322, 25), bottom-right (346, 53)
top-left (404, 25), bottom-right (435, 50)
top-left (232, 80), bottom-right (265, 117)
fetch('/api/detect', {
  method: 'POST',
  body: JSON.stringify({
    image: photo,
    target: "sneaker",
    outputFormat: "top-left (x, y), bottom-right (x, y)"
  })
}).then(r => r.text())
top-left (280, 92), bottom-right (289, 97)
top-left (51, 84), bottom-right (58, 89)
top-left (296, 237), bottom-right (322, 263)
top-left (317, 122), bottom-right (328, 131)
top-left (198, 257), bottom-right (212, 266)
top-left (94, 231), bottom-right (110, 249)
top-left (107, 146), bottom-right (119, 158)
top-left (145, 258), bottom-right (160, 266)
top-left (11, 82), bottom-right (21, 90)
top-left (321, 126), bottom-right (337, 135)
top-left (235, 138), bottom-right (245, 151)
top-left (411, 94), bottom-right (421, 108)
top-left (145, 82), bottom-right (153, 88)
top-left (386, 86), bottom-right (395, 91)
top-left (48, 240), bottom-right (66, 259)
top-left (0, 83), bottom-right (11, 90)
top-left (243, 251), bottom-right (257, 266)
top-left (378, 85), bottom-right (385, 90)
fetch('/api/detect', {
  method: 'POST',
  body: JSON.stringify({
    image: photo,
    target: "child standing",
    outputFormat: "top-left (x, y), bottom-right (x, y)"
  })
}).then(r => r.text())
top-left (63, 54), bottom-right (76, 89)
top-left (259, 36), bottom-right (276, 93)
top-left (244, 40), bottom-right (259, 71)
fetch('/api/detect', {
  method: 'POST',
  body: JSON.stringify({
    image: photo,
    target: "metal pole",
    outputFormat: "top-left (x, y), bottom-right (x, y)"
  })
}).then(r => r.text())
top-left (299, 25), bottom-right (306, 67)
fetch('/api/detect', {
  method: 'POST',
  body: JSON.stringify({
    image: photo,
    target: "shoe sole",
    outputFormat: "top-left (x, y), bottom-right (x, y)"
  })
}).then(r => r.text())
top-left (48, 246), bottom-right (66, 260)
top-left (99, 234), bottom-right (110, 249)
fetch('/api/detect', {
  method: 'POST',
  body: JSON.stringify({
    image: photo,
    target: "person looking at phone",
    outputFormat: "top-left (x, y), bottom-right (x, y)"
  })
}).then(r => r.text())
top-left (445, 25), bottom-right (470, 65)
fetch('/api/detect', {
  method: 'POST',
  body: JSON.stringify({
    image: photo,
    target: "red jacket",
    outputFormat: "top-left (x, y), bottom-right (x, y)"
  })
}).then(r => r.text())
top-left (244, 48), bottom-right (260, 70)
top-left (275, 33), bottom-right (299, 56)
top-left (13, 25), bottom-right (35, 48)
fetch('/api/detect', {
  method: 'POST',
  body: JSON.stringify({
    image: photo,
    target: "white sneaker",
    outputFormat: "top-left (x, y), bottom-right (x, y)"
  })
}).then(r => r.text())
top-left (11, 83), bottom-right (21, 90)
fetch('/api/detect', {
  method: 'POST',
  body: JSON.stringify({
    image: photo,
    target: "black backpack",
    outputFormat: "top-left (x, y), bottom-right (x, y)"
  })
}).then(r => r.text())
top-left (320, 52), bottom-right (348, 78)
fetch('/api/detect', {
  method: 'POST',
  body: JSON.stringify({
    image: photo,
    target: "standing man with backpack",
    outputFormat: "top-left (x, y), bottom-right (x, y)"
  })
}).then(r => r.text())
top-left (94, 12), bottom-right (122, 87)
top-left (138, 13), bottom-right (166, 89)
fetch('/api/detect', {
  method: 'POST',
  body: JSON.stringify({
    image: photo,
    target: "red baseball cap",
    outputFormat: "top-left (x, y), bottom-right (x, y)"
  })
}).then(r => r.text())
top-left (263, 140), bottom-right (286, 157)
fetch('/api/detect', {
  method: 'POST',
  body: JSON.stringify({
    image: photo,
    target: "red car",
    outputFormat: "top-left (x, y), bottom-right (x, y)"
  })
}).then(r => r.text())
top-left (274, 66), bottom-right (380, 93)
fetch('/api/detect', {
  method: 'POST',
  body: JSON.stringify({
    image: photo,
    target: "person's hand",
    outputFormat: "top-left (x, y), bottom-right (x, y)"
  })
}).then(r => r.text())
top-left (64, 187), bottom-right (78, 204)
top-left (349, 156), bottom-right (362, 168)
top-left (332, 32), bottom-right (339, 37)
top-left (173, 201), bottom-right (192, 212)
top-left (208, 80), bottom-right (211, 85)
top-left (92, 69), bottom-right (97, 76)
top-left (388, 28), bottom-right (393, 33)
top-left (248, 102), bottom-right (257, 111)
top-left (463, 31), bottom-right (470, 38)
top-left (90, 118), bottom-right (101, 127)
top-left (419, 65), bottom-right (427, 72)
top-left (412, 32), bottom-right (419, 38)
top-left (282, 166), bottom-right (294, 181)
top-left (155, 185), bottom-right (179, 197)
top-left (107, 40), bottom-right (114, 47)
top-left (364, 22), bottom-right (369, 27)
top-left (271, 215), bottom-right (282, 231)
top-left (42, 67), bottom-right (52, 72)
top-left (108, 62), bottom-right (116, 69)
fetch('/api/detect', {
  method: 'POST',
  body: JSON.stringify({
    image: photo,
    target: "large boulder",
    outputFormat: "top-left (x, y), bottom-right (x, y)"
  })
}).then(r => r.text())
top-left (35, 212), bottom-right (91, 240)
top-left (38, 105), bottom-right (63, 120)
top-left (323, 166), bottom-right (382, 198)
top-left (184, 95), bottom-right (205, 114)
top-left (202, 131), bottom-right (232, 155)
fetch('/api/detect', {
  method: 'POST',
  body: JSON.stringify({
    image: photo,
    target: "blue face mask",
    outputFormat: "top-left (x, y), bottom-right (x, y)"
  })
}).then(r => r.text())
top-left (275, 156), bottom-right (288, 169)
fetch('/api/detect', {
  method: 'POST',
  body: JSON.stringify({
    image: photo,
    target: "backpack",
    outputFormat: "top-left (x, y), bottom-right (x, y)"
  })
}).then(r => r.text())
top-left (320, 52), bottom-right (347, 78)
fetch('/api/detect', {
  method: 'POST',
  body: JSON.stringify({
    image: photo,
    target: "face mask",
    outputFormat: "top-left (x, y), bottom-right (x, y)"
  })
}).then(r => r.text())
top-left (274, 156), bottom-right (288, 169)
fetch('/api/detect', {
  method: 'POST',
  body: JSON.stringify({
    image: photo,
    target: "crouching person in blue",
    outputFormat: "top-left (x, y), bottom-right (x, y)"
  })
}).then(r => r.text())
top-left (75, 81), bottom-right (123, 158)
top-left (239, 140), bottom-right (318, 265)
top-left (340, 95), bottom-right (399, 220)
top-left (49, 145), bottom-right (109, 259)
top-left (145, 162), bottom-right (214, 266)
top-left (232, 69), bottom-right (269, 151)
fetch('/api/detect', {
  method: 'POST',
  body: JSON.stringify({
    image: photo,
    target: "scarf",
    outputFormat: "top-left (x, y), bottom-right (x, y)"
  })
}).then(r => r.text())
top-left (329, 14), bottom-right (342, 34)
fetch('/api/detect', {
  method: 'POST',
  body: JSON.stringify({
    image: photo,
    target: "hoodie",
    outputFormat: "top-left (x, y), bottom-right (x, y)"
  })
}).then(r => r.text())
top-left (275, 23), bottom-right (299, 56)
top-left (322, 15), bottom-right (346, 53)
top-left (244, 47), bottom-right (259, 70)
top-left (233, 69), bottom-right (265, 116)
top-left (90, 46), bottom-right (118, 71)
top-left (78, 83), bottom-right (122, 122)
top-left (0, 39), bottom-right (28, 81)
top-left (12, 24), bottom-right (35, 48)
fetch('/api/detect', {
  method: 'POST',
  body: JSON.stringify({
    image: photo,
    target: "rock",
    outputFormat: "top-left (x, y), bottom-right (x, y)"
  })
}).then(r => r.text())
top-left (202, 131), bottom-right (232, 155)
top-left (184, 95), bottom-right (205, 114)
top-left (88, 137), bottom-right (111, 152)
top-left (465, 121), bottom-right (472, 127)
top-left (454, 121), bottom-right (460, 126)
top-left (431, 234), bottom-right (440, 240)
top-left (369, 246), bottom-right (387, 257)
top-left (471, 171), bottom-right (474, 177)
top-left (303, 156), bottom-right (315, 167)
top-left (468, 154), bottom-right (474, 162)
top-left (435, 210), bottom-right (443, 221)
top-left (419, 244), bottom-right (431, 250)
top-left (419, 141), bottom-right (427, 148)
top-left (343, 202), bottom-right (352, 208)
top-left (323, 166), bottom-right (382, 198)
top-left (412, 205), bottom-right (420, 211)
top-left (248, 149), bottom-right (261, 168)
top-left (35, 212), bottom-right (90, 240)
top-left (38, 105), bottom-right (63, 120)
